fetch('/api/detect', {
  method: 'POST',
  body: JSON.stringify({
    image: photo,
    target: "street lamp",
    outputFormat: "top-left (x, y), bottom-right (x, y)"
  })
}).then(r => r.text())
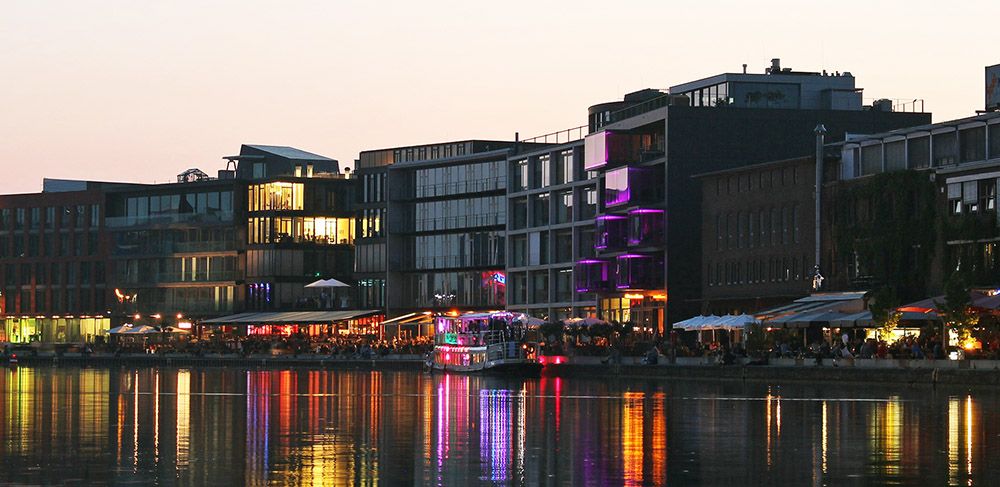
top-left (812, 123), bottom-right (827, 291)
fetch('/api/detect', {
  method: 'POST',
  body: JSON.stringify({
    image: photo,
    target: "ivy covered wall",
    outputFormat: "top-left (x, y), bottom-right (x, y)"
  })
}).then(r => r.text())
top-left (828, 170), bottom-right (938, 301)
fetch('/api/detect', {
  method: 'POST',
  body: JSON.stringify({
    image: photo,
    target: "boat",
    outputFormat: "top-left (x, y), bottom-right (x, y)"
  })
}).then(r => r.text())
top-left (432, 312), bottom-right (542, 375)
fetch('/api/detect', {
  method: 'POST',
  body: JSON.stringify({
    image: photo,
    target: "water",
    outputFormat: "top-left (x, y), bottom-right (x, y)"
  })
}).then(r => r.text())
top-left (1, 366), bottom-right (998, 486)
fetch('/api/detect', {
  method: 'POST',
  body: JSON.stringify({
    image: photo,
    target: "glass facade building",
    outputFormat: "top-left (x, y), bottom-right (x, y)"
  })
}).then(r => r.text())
top-left (506, 140), bottom-right (598, 322)
top-left (378, 140), bottom-right (522, 317)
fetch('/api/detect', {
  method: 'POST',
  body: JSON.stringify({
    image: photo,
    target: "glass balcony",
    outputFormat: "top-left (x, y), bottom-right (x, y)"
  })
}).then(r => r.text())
top-left (614, 253), bottom-right (663, 290)
top-left (574, 259), bottom-right (609, 293)
top-left (628, 208), bottom-right (664, 247)
top-left (604, 166), bottom-right (663, 208)
top-left (595, 215), bottom-right (627, 251)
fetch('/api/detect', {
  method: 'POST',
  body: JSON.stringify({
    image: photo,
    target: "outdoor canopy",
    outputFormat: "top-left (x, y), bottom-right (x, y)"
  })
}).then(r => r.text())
top-left (202, 310), bottom-right (380, 325)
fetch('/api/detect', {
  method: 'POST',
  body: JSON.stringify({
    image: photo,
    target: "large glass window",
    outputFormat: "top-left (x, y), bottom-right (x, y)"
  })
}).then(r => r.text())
top-left (555, 191), bottom-right (573, 224)
top-left (989, 124), bottom-right (1000, 159)
top-left (532, 194), bottom-right (550, 227)
top-left (248, 182), bottom-right (304, 211)
top-left (534, 155), bottom-right (551, 189)
top-left (557, 150), bottom-right (574, 184)
top-left (554, 268), bottom-right (573, 303)
top-left (908, 136), bottom-right (930, 169)
top-left (885, 140), bottom-right (906, 171)
top-left (960, 126), bottom-right (986, 163)
top-left (512, 159), bottom-right (528, 192)
top-left (932, 131), bottom-right (958, 166)
top-left (860, 144), bottom-right (882, 175)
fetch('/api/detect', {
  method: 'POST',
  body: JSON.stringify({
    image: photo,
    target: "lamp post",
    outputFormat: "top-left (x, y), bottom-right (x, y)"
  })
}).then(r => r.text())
top-left (812, 124), bottom-right (827, 292)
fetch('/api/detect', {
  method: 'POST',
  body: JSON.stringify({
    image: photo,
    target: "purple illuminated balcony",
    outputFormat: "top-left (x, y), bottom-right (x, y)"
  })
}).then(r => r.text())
top-left (584, 131), bottom-right (650, 171)
top-left (574, 259), bottom-right (609, 293)
top-left (604, 166), bottom-right (662, 208)
top-left (628, 208), bottom-right (664, 246)
top-left (595, 214), bottom-right (627, 251)
top-left (615, 253), bottom-right (664, 290)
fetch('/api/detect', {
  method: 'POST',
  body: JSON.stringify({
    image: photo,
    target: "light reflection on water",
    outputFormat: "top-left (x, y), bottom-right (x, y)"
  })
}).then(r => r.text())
top-left (0, 366), bottom-right (998, 486)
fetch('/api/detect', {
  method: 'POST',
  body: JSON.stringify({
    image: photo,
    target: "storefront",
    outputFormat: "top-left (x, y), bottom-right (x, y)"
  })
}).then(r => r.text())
top-left (2, 316), bottom-right (110, 343)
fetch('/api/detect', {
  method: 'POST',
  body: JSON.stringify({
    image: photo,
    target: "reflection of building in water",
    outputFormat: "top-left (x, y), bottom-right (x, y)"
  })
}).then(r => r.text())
top-left (0, 367), bottom-right (112, 483)
top-left (622, 392), bottom-right (645, 486)
top-left (478, 387), bottom-right (527, 484)
top-left (867, 396), bottom-right (902, 477)
top-left (948, 395), bottom-right (978, 486)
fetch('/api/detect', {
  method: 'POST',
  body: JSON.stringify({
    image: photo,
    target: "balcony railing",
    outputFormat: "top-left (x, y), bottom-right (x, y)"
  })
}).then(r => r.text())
top-left (106, 211), bottom-right (234, 228)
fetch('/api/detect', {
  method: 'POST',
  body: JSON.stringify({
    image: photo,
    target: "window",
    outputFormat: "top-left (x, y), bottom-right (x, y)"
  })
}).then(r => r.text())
top-left (908, 136), bottom-right (930, 169)
top-left (959, 126), bottom-right (986, 163)
top-left (532, 193), bottom-right (550, 227)
top-left (885, 141), bottom-right (906, 171)
top-left (860, 144), bottom-right (882, 175)
top-left (555, 191), bottom-right (573, 224)
top-left (535, 155), bottom-right (551, 188)
top-left (932, 131), bottom-right (958, 166)
top-left (557, 150), bottom-right (574, 184)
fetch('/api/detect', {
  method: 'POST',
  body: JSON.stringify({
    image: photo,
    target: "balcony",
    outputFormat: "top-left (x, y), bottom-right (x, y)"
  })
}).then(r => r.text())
top-left (574, 259), bottom-right (609, 293)
top-left (628, 208), bottom-right (664, 247)
top-left (604, 166), bottom-right (663, 208)
top-left (595, 215), bottom-right (627, 251)
top-left (614, 253), bottom-right (663, 290)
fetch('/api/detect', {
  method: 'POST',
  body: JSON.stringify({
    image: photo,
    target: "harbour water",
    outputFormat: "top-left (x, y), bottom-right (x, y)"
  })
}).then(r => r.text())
top-left (1, 366), bottom-right (998, 485)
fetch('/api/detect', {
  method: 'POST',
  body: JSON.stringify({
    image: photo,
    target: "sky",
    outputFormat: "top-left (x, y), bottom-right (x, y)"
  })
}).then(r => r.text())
top-left (2, 0), bottom-right (998, 194)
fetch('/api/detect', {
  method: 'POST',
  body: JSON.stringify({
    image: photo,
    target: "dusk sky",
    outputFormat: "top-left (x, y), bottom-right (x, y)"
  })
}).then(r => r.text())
top-left (2, 0), bottom-right (997, 194)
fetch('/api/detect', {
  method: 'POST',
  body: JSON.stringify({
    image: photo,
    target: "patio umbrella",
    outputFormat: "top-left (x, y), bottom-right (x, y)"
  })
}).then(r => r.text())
top-left (305, 278), bottom-right (352, 288)
top-left (107, 325), bottom-right (133, 334)
top-left (515, 315), bottom-right (547, 326)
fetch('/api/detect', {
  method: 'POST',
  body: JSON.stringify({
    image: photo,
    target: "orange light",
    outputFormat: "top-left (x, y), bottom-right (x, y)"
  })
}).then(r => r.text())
top-left (624, 293), bottom-right (645, 300)
top-left (177, 322), bottom-right (193, 330)
top-left (176, 313), bottom-right (183, 319)
top-left (449, 309), bottom-right (459, 317)
top-left (652, 294), bottom-right (667, 300)
top-left (134, 314), bottom-right (141, 320)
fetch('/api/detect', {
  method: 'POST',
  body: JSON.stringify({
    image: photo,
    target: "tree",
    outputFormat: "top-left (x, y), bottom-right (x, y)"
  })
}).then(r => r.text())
top-left (869, 286), bottom-right (902, 342)
top-left (937, 272), bottom-right (979, 350)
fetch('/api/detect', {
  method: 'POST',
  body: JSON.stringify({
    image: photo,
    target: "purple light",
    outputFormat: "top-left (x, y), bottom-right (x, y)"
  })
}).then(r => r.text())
top-left (577, 259), bottom-right (604, 264)
top-left (596, 215), bottom-right (626, 221)
top-left (628, 208), bottom-right (663, 214)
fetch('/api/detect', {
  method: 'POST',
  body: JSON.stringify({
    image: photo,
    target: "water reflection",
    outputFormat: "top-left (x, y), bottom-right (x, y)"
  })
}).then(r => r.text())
top-left (2, 367), bottom-right (1000, 485)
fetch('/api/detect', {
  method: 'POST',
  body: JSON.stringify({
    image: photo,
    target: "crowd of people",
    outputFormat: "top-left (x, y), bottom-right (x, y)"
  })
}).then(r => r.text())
top-left (98, 333), bottom-right (435, 359)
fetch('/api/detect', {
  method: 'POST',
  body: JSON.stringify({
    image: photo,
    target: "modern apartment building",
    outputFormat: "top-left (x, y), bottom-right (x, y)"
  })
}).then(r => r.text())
top-left (505, 138), bottom-right (599, 321)
top-left (380, 140), bottom-right (524, 317)
top-left (575, 59), bottom-right (931, 333)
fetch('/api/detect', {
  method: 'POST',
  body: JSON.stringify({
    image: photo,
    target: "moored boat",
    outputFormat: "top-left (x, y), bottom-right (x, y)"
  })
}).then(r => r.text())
top-left (432, 312), bottom-right (542, 376)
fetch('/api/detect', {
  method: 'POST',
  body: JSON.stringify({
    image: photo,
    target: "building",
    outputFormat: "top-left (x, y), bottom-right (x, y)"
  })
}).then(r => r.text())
top-left (0, 180), bottom-right (116, 342)
top-left (827, 111), bottom-right (1000, 298)
top-left (696, 156), bottom-right (818, 315)
top-left (105, 144), bottom-right (356, 325)
top-left (1, 144), bottom-right (360, 343)
top-left (574, 59), bottom-right (931, 333)
top-left (505, 138), bottom-right (598, 321)
top-left (379, 140), bottom-right (525, 317)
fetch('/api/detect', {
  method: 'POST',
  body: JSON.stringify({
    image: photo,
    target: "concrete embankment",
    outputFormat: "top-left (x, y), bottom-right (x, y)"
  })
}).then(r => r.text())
top-left (14, 353), bottom-right (423, 370)
top-left (10, 353), bottom-right (1000, 387)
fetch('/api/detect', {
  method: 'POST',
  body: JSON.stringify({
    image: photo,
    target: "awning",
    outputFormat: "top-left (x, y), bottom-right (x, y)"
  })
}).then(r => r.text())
top-left (381, 313), bottom-right (433, 326)
top-left (831, 310), bottom-right (941, 328)
top-left (202, 310), bottom-right (381, 325)
top-left (769, 310), bottom-right (850, 329)
top-left (672, 314), bottom-right (757, 331)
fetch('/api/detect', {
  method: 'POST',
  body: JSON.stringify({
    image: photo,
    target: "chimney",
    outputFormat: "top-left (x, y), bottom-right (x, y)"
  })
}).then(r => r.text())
top-left (769, 58), bottom-right (781, 74)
